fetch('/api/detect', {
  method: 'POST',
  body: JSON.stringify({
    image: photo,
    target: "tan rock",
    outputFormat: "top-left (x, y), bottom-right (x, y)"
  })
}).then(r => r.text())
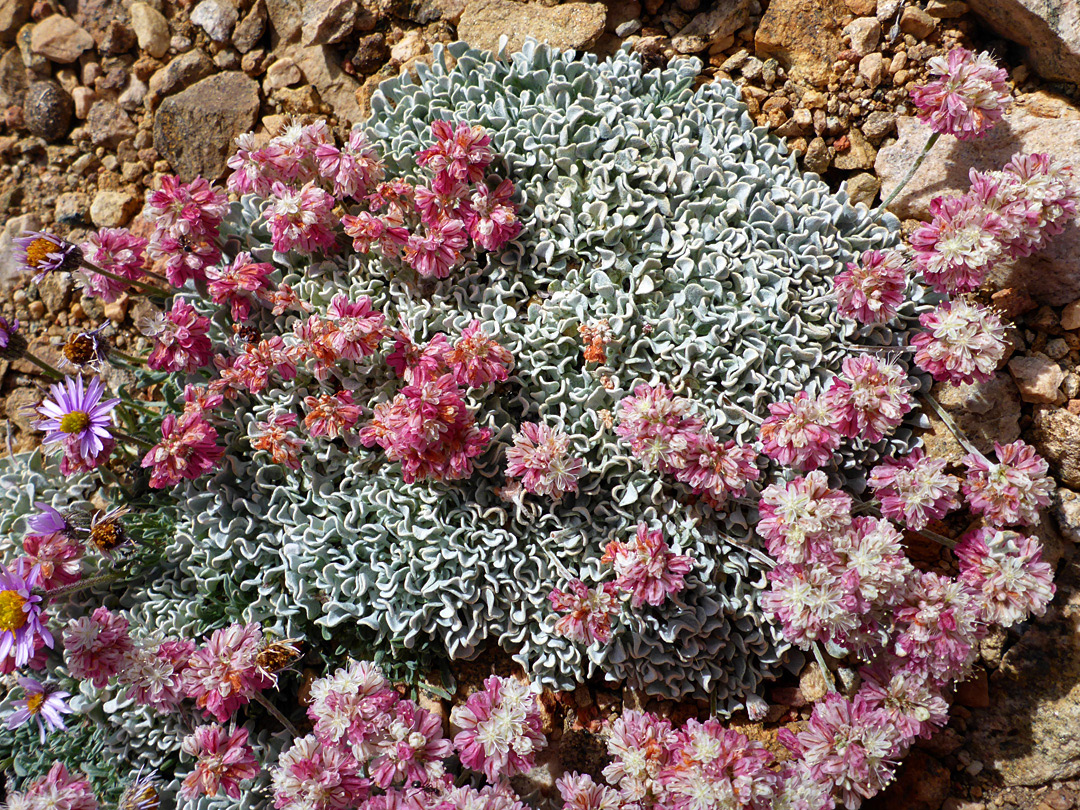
top-left (965, 0), bottom-right (1080, 84)
top-left (30, 15), bottom-right (94, 63)
top-left (390, 29), bottom-right (427, 63)
top-left (844, 0), bottom-right (875, 14)
top-left (287, 43), bottom-right (363, 123)
top-left (858, 51), bottom-right (884, 88)
top-left (923, 374), bottom-right (1022, 461)
top-left (671, 0), bottom-right (750, 54)
top-left (1062, 299), bottom-right (1080, 331)
top-left (845, 172), bottom-right (880, 207)
top-left (899, 5), bottom-right (938, 37)
top-left (1009, 355), bottom-right (1066, 404)
top-left (833, 126), bottom-right (876, 170)
top-left (755, 0), bottom-right (849, 87)
top-left (130, 3), bottom-right (170, 59)
top-left (876, 92), bottom-right (1080, 305)
top-left (263, 56), bottom-right (301, 90)
top-left (457, 0), bottom-right (606, 54)
top-left (926, 0), bottom-right (969, 17)
top-left (90, 190), bottom-right (140, 228)
top-left (0, 0), bottom-right (31, 43)
top-left (843, 16), bottom-right (880, 56)
top-left (71, 85), bottom-right (94, 118)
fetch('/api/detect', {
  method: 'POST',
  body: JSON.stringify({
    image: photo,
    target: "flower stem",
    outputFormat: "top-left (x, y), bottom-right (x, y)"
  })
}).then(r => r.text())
top-left (120, 399), bottom-right (160, 417)
top-left (112, 429), bottom-right (154, 450)
top-left (812, 643), bottom-right (838, 693)
top-left (872, 131), bottom-right (941, 219)
top-left (111, 349), bottom-right (146, 365)
top-left (44, 572), bottom-right (122, 599)
top-left (914, 527), bottom-right (957, 550)
top-left (921, 392), bottom-right (982, 457)
top-left (80, 261), bottom-right (170, 297)
top-left (252, 691), bottom-right (299, 736)
top-left (21, 351), bottom-right (64, 380)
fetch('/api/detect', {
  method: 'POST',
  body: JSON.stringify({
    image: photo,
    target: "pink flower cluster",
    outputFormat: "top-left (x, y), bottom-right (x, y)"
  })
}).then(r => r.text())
top-left (911, 299), bottom-right (1007, 385)
top-left (272, 660), bottom-right (453, 810)
top-left (505, 421), bottom-right (584, 500)
top-left (602, 524), bottom-right (693, 608)
top-left (2, 762), bottom-right (99, 810)
top-left (182, 622), bottom-right (273, 722)
top-left (342, 120), bottom-right (521, 279)
top-left (80, 228), bottom-right (148, 302)
top-left (206, 252), bottom-right (276, 321)
top-left (450, 675), bottom-right (546, 782)
top-left (180, 724), bottom-right (260, 800)
top-left (962, 439), bottom-right (1053, 527)
top-left (616, 383), bottom-right (760, 506)
top-left (63, 607), bottom-right (134, 688)
top-left (141, 400), bottom-right (224, 489)
top-left (833, 249), bottom-right (907, 325)
top-left (144, 297), bottom-right (214, 374)
top-left (759, 391), bottom-right (840, 471)
top-left (955, 527), bottom-right (1054, 627)
top-left (910, 47), bottom-right (1011, 140)
top-left (869, 449), bottom-right (961, 530)
top-left (548, 580), bottom-right (619, 645)
top-left (825, 356), bottom-right (913, 444)
top-left (145, 176), bottom-right (229, 286)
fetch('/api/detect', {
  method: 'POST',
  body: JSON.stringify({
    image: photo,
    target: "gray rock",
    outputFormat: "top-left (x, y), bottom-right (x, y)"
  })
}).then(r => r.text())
top-left (1055, 487), bottom-right (1080, 545)
top-left (99, 19), bottom-right (136, 55)
top-left (29, 15), bottom-right (94, 63)
top-left (117, 76), bottom-right (147, 111)
top-left (190, 0), bottom-right (239, 42)
top-left (232, 0), bottom-right (266, 53)
top-left (301, 0), bottom-right (370, 45)
top-left (70, 0), bottom-right (130, 49)
top-left (965, 0), bottom-right (1080, 84)
top-left (1033, 406), bottom-right (1080, 489)
top-left (23, 80), bottom-right (72, 141)
top-left (966, 550), bottom-right (1080, 785)
top-left (154, 71), bottom-right (260, 181)
top-left (861, 110), bottom-right (895, 142)
top-left (0, 46), bottom-right (27, 107)
top-left (86, 99), bottom-right (136, 147)
top-left (457, 0), bottom-right (607, 54)
top-left (0, 0), bottom-right (31, 43)
top-left (671, 0), bottom-right (751, 54)
top-left (130, 2), bottom-right (170, 59)
top-left (148, 49), bottom-right (215, 97)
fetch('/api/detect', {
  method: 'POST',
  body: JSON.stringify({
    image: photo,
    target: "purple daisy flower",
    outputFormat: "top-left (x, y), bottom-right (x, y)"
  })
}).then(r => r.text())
top-left (6, 677), bottom-right (72, 744)
top-left (14, 231), bottom-right (84, 282)
top-left (0, 562), bottom-right (53, 667)
top-left (35, 375), bottom-right (120, 469)
top-left (0, 316), bottom-right (25, 361)
top-left (28, 502), bottom-right (71, 536)
top-left (0, 316), bottom-right (18, 349)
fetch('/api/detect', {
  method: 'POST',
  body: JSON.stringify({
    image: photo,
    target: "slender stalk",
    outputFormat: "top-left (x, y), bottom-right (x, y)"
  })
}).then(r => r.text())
top-left (253, 692), bottom-right (299, 736)
top-left (120, 399), bottom-right (161, 418)
top-left (21, 351), bottom-right (64, 380)
top-left (812, 643), bottom-right (838, 693)
top-left (113, 429), bottom-right (154, 450)
top-left (80, 261), bottom-right (169, 297)
top-left (872, 131), bottom-right (941, 219)
top-left (44, 572), bottom-right (122, 599)
top-left (845, 344), bottom-right (916, 354)
top-left (110, 349), bottom-right (146, 365)
top-left (914, 527), bottom-right (958, 550)
top-left (921, 392), bottom-right (982, 457)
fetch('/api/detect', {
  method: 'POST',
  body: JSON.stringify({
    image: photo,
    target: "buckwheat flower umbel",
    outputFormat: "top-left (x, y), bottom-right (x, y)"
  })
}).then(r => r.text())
top-left (315, 129), bottom-right (386, 200)
top-left (35, 374), bottom-right (119, 473)
top-left (891, 571), bottom-right (983, 685)
top-left (387, 331), bottom-right (450, 383)
top-left (141, 410), bottom-right (224, 489)
top-left (955, 528), bottom-right (1054, 627)
top-left (273, 734), bottom-right (372, 810)
top-left (6, 677), bottom-right (71, 743)
top-left (251, 411), bottom-right (306, 470)
top-left (227, 132), bottom-right (285, 197)
top-left (416, 120), bottom-right (494, 184)
top-left (857, 658), bottom-right (949, 743)
top-left (555, 772), bottom-right (623, 810)
top-left (180, 724), bottom-right (260, 800)
top-left (0, 563), bottom-right (52, 669)
top-left (325, 294), bottom-right (386, 361)
top-left (183, 623), bottom-right (272, 722)
top-left (233, 335), bottom-right (299, 394)
top-left (148, 229), bottom-right (222, 287)
top-left (415, 172), bottom-right (469, 227)
top-left (341, 210), bottom-right (410, 256)
top-left (910, 47), bottom-right (1011, 140)
top-left (145, 176), bottom-right (229, 235)
top-left (603, 524), bottom-right (693, 608)
top-left (772, 763), bottom-right (837, 810)
top-left (760, 561), bottom-right (861, 651)
top-left (826, 356), bottom-right (913, 443)
top-left (270, 118), bottom-right (333, 183)
top-left (266, 181), bottom-right (339, 254)
top-left (22, 522), bottom-right (83, 590)
top-left (757, 471), bottom-right (853, 564)
top-left (759, 391), bottom-right (841, 471)
top-left (463, 178), bottom-right (522, 251)
top-left (834, 517), bottom-right (913, 608)
top-left (911, 298), bottom-right (1007, 385)
top-left (451, 675), bottom-right (547, 781)
top-left (307, 659), bottom-right (397, 752)
top-left (439, 783), bottom-right (527, 810)
top-left (206, 253), bottom-right (276, 322)
top-left (660, 719), bottom-right (779, 810)
top-left (869, 449), bottom-right (961, 530)
top-left (602, 710), bottom-right (676, 806)
top-left (119, 638), bottom-right (194, 712)
top-left (80, 228), bottom-right (148, 302)
top-left (145, 297), bottom-right (214, 373)
top-left (833, 249), bottom-right (907, 325)
top-left (675, 434), bottom-right (761, 506)
top-left (962, 439), bottom-right (1053, 527)
top-left (615, 383), bottom-right (703, 473)
top-left (14, 762), bottom-right (99, 810)
top-left (549, 580), bottom-right (620, 645)
top-left (506, 421), bottom-right (584, 500)
top-left (64, 607), bottom-right (134, 687)
top-left (303, 390), bottom-right (362, 440)
top-left (369, 699), bottom-right (453, 788)
top-left (15, 231), bottom-right (83, 282)
top-left (403, 218), bottom-right (469, 279)
top-left (910, 193), bottom-right (1003, 294)
top-left (778, 693), bottom-right (899, 809)
top-left (1001, 152), bottom-right (1079, 250)
top-left (446, 320), bottom-right (514, 388)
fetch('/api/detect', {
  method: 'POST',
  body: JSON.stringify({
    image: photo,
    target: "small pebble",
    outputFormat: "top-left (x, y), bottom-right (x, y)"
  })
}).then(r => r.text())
top-left (28, 300), bottom-right (45, 319)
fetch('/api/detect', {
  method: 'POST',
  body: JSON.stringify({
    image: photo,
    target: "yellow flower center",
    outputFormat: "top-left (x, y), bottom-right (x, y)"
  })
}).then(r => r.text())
top-left (64, 334), bottom-right (95, 365)
top-left (90, 521), bottom-right (124, 552)
top-left (60, 411), bottom-right (91, 434)
top-left (0, 589), bottom-right (28, 632)
top-left (25, 692), bottom-right (45, 714)
top-left (25, 238), bottom-right (56, 269)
